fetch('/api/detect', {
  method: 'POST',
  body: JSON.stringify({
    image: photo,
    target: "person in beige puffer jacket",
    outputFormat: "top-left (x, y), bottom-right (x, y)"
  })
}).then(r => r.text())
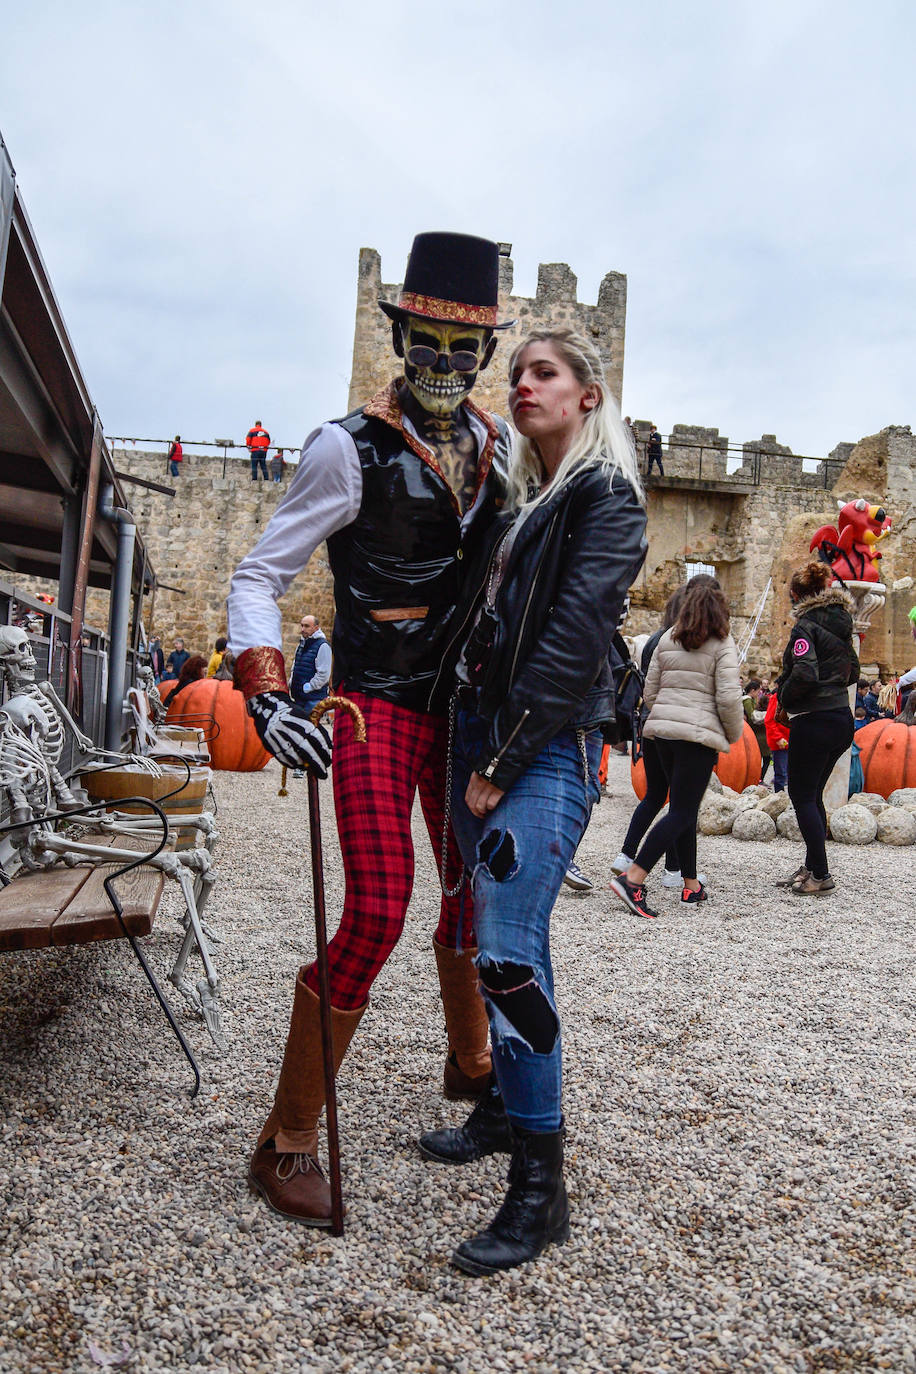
top-left (610, 578), bottom-right (744, 917)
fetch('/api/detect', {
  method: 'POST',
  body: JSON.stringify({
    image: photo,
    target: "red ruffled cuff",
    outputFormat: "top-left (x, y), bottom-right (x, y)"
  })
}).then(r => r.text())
top-left (234, 645), bottom-right (288, 699)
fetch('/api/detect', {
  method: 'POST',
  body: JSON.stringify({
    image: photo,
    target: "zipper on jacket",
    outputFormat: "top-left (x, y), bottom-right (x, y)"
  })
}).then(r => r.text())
top-left (481, 708), bottom-right (531, 780)
top-left (507, 512), bottom-right (559, 689)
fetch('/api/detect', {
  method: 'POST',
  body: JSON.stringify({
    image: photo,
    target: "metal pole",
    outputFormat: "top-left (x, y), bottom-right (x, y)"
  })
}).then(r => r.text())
top-left (99, 483), bottom-right (136, 752)
top-left (68, 415), bottom-right (104, 714)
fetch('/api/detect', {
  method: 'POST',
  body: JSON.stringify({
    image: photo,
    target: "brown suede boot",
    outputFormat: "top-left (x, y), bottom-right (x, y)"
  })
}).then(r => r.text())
top-left (249, 973), bottom-right (365, 1226)
top-left (433, 937), bottom-right (492, 1100)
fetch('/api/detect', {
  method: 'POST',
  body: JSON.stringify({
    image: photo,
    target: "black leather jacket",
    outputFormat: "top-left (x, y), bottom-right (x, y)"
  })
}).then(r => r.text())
top-left (326, 385), bottom-right (509, 712)
top-left (777, 587), bottom-right (859, 714)
top-left (432, 464), bottom-right (647, 791)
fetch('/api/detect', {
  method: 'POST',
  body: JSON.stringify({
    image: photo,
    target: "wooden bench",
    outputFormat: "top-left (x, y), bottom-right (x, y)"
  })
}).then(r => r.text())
top-left (0, 832), bottom-right (201, 1094)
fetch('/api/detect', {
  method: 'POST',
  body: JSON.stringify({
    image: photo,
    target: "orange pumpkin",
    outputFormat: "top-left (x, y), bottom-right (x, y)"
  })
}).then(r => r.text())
top-left (167, 677), bottom-right (270, 771)
top-left (856, 718), bottom-right (916, 799)
top-left (157, 677), bottom-right (179, 704)
top-left (630, 720), bottom-right (762, 798)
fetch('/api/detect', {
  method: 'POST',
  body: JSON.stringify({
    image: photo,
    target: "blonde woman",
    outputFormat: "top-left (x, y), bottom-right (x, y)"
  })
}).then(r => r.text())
top-left (419, 329), bottom-right (647, 1275)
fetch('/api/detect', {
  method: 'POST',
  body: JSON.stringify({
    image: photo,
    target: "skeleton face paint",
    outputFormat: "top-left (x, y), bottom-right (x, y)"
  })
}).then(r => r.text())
top-left (401, 320), bottom-right (490, 417)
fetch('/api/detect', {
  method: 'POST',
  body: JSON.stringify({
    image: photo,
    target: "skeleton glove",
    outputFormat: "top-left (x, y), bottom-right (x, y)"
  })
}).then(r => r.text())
top-left (248, 692), bottom-right (332, 776)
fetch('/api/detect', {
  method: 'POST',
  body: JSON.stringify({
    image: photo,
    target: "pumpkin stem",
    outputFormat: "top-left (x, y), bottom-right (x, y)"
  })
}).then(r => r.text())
top-left (278, 765), bottom-right (288, 797)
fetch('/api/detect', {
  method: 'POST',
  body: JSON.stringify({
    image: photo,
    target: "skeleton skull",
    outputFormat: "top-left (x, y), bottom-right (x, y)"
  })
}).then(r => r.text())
top-left (0, 626), bottom-right (37, 687)
top-left (400, 319), bottom-right (493, 417)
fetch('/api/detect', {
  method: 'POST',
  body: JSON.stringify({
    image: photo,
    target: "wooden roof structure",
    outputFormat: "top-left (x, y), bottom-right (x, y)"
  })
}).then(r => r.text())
top-left (0, 132), bottom-right (156, 599)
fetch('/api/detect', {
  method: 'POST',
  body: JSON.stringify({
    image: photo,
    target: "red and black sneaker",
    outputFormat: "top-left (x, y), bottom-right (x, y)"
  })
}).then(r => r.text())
top-left (609, 874), bottom-right (658, 919)
top-left (681, 883), bottom-right (708, 904)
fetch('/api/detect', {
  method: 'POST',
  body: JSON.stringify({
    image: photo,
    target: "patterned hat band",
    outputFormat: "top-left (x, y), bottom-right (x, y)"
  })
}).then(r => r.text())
top-left (397, 291), bottom-right (500, 327)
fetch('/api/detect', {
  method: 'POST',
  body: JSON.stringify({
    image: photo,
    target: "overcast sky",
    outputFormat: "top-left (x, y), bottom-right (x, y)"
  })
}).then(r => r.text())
top-left (2, 0), bottom-right (912, 459)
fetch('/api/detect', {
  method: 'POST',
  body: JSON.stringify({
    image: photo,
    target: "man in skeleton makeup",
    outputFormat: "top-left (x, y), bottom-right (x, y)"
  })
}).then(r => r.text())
top-left (228, 232), bottom-right (513, 1226)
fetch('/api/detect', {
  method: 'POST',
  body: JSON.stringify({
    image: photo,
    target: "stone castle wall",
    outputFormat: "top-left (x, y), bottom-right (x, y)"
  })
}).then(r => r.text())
top-left (626, 425), bottom-right (916, 677)
top-left (12, 244), bottom-right (912, 684)
top-left (97, 453), bottom-right (333, 666)
top-left (103, 424), bottom-right (916, 682)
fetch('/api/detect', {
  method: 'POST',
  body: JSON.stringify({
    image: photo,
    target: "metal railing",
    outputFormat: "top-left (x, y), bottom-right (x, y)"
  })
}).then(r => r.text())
top-left (639, 436), bottom-right (846, 489)
top-left (108, 436), bottom-right (302, 479)
top-left (0, 581), bottom-right (137, 763)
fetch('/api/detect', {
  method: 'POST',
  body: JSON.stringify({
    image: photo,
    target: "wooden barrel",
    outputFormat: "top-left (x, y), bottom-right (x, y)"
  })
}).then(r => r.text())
top-left (81, 764), bottom-right (211, 849)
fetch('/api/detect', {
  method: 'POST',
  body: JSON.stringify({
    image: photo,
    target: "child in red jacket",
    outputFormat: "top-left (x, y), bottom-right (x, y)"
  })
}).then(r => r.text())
top-left (764, 691), bottom-right (790, 792)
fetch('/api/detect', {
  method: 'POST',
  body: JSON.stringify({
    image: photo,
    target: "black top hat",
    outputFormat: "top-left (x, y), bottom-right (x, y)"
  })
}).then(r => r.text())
top-left (379, 232), bottom-right (514, 331)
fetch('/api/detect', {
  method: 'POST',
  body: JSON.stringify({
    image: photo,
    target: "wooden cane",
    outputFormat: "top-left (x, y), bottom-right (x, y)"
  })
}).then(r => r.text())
top-left (307, 695), bottom-right (366, 1236)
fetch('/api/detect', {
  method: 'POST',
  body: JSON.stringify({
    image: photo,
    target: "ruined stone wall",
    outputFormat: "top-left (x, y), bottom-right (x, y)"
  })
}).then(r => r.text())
top-left (348, 248), bottom-right (627, 414)
top-left (105, 426), bottom-right (915, 684)
top-left (103, 451), bottom-right (333, 666)
top-left (626, 426), bottom-right (916, 677)
top-left (11, 241), bottom-right (911, 688)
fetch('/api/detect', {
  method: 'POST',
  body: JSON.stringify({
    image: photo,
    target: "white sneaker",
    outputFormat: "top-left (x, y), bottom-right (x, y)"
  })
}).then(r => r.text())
top-left (662, 869), bottom-right (708, 888)
top-left (611, 852), bottom-right (632, 874)
top-left (563, 860), bottom-right (594, 892)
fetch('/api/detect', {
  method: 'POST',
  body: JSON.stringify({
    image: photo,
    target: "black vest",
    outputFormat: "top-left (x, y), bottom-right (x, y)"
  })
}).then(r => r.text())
top-left (327, 405), bottom-right (508, 712)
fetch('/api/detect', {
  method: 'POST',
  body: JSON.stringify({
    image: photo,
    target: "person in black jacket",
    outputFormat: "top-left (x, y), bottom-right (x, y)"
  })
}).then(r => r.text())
top-left (775, 561), bottom-right (858, 896)
top-left (418, 328), bottom-right (647, 1276)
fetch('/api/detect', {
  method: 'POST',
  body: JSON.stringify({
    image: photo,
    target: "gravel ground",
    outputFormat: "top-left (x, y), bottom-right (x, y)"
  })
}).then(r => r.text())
top-left (2, 751), bottom-right (915, 1374)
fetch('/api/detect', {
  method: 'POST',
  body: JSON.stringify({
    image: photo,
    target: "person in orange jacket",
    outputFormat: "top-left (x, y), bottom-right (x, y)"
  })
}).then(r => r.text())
top-left (764, 690), bottom-right (790, 792)
top-left (246, 421), bottom-right (271, 482)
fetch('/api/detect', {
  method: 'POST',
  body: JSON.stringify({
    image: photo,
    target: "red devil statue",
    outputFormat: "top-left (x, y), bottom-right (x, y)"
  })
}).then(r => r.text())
top-left (809, 498), bottom-right (891, 584)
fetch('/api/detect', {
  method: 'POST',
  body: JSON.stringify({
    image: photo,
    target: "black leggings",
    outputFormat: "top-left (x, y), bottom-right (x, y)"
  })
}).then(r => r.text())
top-left (786, 708), bottom-right (854, 879)
top-left (634, 739), bottom-right (718, 880)
top-left (622, 737), bottom-right (686, 873)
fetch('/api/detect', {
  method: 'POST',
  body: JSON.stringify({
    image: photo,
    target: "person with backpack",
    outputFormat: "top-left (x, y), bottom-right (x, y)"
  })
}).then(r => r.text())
top-left (416, 328), bottom-right (646, 1276)
top-left (609, 578), bottom-right (743, 917)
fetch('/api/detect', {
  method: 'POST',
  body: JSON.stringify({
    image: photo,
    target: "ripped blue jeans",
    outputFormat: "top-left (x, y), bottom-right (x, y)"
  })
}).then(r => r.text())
top-left (450, 710), bottom-right (601, 1131)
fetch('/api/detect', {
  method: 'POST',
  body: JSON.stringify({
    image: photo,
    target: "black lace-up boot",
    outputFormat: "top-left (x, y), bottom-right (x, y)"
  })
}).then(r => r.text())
top-left (450, 1126), bottom-right (569, 1275)
top-left (418, 1074), bottom-right (513, 1164)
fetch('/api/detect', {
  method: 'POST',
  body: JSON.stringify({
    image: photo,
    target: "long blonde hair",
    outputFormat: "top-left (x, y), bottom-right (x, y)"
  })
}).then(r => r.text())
top-left (505, 328), bottom-right (643, 512)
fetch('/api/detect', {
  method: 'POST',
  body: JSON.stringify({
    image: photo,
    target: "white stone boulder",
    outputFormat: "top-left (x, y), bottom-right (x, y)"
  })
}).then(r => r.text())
top-left (720, 785), bottom-right (740, 800)
top-left (776, 806), bottom-right (802, 841)
top-left (734, 791), bottom-right (763, 814)
top-left (829, 803), bottom-right (878, 845)
top-left (889, 788), bottom-right (916, 809)
top-left (848, 792), bottom-right (891, 815)
top-left (876, 808), bottom-right (916, 846)
top-left (732, 810), bottom-right (777, 842)
top-left (758, 791), bottom-right (790, 819)
top-left (698, 795), bottom-right (738, 835)
top-left (706, 772), bottom-right (724, 794)
top-left (742, 784), bottom-right (771, 799)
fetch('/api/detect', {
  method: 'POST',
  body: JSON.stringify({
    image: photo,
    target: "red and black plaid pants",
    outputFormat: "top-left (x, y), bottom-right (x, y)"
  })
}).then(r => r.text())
top-left (303, 691), bottom-right (471, 1009)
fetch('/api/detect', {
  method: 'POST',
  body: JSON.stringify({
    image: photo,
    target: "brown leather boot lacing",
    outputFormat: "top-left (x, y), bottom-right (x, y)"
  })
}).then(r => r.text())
top-left (275, 1151), bottom-right (327, 1184)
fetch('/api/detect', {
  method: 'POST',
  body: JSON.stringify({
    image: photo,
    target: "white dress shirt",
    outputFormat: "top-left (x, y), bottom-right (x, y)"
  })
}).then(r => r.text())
top-left (227, 407), bottom-right (496, 655)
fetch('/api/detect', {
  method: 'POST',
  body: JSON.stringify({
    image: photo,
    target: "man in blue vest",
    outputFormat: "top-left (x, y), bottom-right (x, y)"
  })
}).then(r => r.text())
top-left (289, 615), bottom-right (331, 777)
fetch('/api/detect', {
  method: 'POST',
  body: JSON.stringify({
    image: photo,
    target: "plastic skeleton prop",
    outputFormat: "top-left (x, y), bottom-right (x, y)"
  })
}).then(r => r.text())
top-left (136, 663), bottom-right (167, 724)
top-left (0, 625), bottom-right (104, 811)
top-left (0, 629), bottom-right (224, 1047)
